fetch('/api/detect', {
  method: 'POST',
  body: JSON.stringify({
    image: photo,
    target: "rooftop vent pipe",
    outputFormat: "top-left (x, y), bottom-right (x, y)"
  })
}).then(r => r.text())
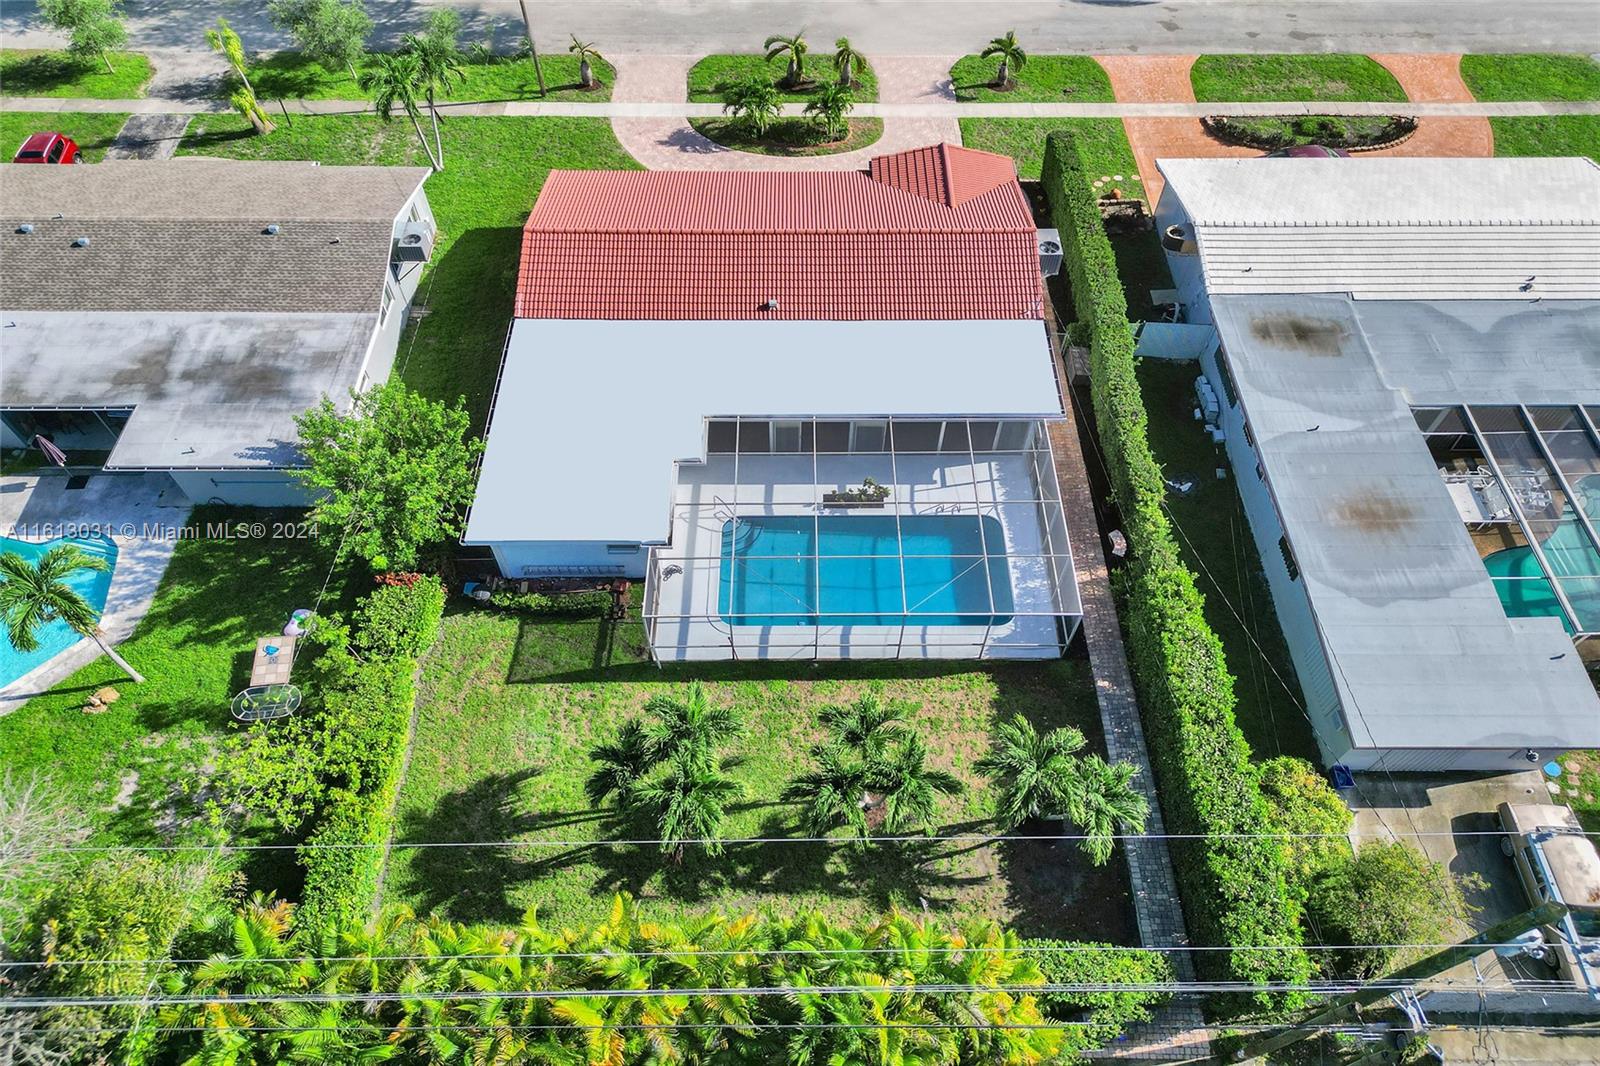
top-left (761, 299), bottom-right (779, 311)
top-left (264, 224), bottom-right (281, 235)
top-left (72, 236), bottom-right (90, 248)
top-left (16, 223), bottom-right (33, 234)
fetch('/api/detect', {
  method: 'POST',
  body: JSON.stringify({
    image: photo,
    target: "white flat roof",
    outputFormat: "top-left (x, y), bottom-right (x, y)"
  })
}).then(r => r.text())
top-left (464, 319), bottom-right (1060, 544)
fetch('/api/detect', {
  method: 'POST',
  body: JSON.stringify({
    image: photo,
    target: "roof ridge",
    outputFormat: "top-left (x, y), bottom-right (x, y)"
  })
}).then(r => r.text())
top-left (938, 142), bottom-right (955, 207)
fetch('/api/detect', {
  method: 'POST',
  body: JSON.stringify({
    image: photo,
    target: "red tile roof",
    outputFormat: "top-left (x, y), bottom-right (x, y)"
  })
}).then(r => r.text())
top-left (515, 145), bottom-right (1042, 321)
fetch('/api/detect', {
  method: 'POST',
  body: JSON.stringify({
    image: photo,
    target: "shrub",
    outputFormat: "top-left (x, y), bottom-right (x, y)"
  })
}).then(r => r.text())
top-left (1256, 756), bottom-right (1352, 900)
top-left (1040, 128), bottom-right (1311, 1006)
top-left (295, 784), bottom-right (398, 936)
top-left (1025, 939), bottom-right (1170, 1047)
top-left (354, 573), bottom-right (445, 659)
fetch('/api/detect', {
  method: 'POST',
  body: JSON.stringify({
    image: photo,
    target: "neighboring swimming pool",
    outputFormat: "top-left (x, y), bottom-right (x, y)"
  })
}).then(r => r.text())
top-left (0, 534), bottom-right (117, 688)
top-left (718, 515), bottom-right (1014, 627)
top-left (1483, 510), bottom-right (1600, 634)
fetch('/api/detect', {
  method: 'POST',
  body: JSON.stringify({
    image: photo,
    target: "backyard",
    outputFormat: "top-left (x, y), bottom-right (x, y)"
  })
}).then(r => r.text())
top-left (384, 596), bottom-right (1137, 942)
top-left (176, 113), bottom-right (641, 430)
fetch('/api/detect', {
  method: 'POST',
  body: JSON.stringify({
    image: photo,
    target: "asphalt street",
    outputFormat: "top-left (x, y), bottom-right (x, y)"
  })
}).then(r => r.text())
top-left (3, 0), bottom-right (1598, 56)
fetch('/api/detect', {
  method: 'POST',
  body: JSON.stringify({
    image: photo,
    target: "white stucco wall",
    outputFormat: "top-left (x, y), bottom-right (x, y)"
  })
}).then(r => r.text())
top-left (490, 541), bottom-right (651, 580)
top-left (168, 469), bottom-right (315, 507)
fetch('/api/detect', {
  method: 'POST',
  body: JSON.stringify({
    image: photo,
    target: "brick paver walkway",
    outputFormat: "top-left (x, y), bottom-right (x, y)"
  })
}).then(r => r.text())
top-left (1371, 53), bottom-right (1494, 155)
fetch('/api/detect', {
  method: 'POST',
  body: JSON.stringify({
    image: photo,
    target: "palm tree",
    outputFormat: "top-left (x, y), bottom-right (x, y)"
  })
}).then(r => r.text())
top-left (981, 30), bottom-right (1027, 90)
top-left (763, 30), bottom-right (809, 90)
top-left (632, 750), bottom-right (742, 863)
top-left (783, 741), bottom-right (871, 839)
top-left (865, 733), bottom-right (961, 836)
top-left (1063, 754), bottom-right (1149, 865)
top-left (585, 718), bottom-right (654, 808)
top-left (402, 10), bottom-right (465, 168)
top-left (640, 681), bottom-right (743, 766)
top-left (819, 692), bottom-right (906, 756)
top-left (0, 545), bottom-right (142, 683)
top-left (568, 35), bottom-right (604, 90)
top-left (720, 75), bottom-right (781, 138)
top-left (831, 37), bottom-right (868, 89)
top-left (359, 51), bottom-right (443, 171)
top-left (974, 716), bottom-right (1086, 832)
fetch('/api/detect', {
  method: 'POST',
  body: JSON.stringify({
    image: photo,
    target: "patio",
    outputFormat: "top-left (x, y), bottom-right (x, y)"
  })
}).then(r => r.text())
top-left (644, 418), bottom-right (1081, 661)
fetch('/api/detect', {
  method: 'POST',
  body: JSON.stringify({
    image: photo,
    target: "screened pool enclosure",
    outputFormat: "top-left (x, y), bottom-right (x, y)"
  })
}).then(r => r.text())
top-left (643, 416), bottom-right (1082, 661)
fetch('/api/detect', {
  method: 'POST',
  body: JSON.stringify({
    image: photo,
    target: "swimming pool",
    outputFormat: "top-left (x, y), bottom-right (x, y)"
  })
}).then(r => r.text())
top-left (0, 534), bottom-right (117, 688)
top-left (717, 515), bottom-right (1014, 627)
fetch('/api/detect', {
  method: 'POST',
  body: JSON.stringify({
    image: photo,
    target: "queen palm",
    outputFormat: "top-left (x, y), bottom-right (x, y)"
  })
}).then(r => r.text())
top-left (360, 51), bottom-right (442, 171)
top-left (720, 75), bottom-right (781, 137)
top-left (783, 741), bottom-right (871, 839)
top-left (585, 718), bottom-right (653, 808)
top-left (1063, 754), bottom-right (1149, 865)
top-left (981, 30), bottom-right (1027, 90)
top-left (402, 10), bottom-right (465, 168)
top-left (568, 35), bottom-right (604, 90)
top-left (865, 733), bottom-right (961, 836)
top-left (640, 681), bottom-right (743, 765)
top-left (974, 716), bottom-right (1086, 831)
top-left (819, 692), bottom-right (906, 756)
top-left (633, 749), bottom-right (743, 862)
top-left (831, 36), bottom-right (868, 89)
top-left (763, 30), bottom-right (810, 89)
top-left (0, 545), bottom-right (142, 683)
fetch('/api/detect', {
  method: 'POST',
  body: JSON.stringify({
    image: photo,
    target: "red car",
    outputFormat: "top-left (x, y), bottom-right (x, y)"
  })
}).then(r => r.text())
top-left (12, 132), bottom-right (81, 164)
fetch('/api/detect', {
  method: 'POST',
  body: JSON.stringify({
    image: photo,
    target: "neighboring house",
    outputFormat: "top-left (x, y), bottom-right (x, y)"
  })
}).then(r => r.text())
top-left (465, 145), bottom-right (1082, 662)
top-left (1155, 156), bottom-right (1600, 772)
top-left (1, 158), bottom-right (435, 505)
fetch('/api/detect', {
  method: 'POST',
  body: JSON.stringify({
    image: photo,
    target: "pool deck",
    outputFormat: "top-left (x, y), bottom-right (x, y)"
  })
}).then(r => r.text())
top-left (0, 473), bottom-right (190, 713)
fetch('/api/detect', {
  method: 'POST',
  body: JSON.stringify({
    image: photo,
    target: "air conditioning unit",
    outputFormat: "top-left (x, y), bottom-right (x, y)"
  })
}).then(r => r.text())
top-left (392, 220), bottom-right (435, 263)
top-left (1037, 228), bottom-right (1063, 277)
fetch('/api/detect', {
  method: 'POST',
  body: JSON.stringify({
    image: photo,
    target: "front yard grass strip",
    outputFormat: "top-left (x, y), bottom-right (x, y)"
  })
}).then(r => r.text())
top-left (686, 53), bottom-right (879, 102)
top-left (177, 114), bottom-right (642, 432)
top-left (1461, 53), bottom-right (1600, 102)
top-left (1190, 54), bottom-right (1406, 103)
top-left (239, 51), bottom-right (615, 102)
top-left (958, 117), bottom-right (1140, 197)
top-left (385, 594), bottom-right (1137, 940)
top-left (688, 116), bottom-right (883, 156)
top-left (0, 111), bottom-right (127, 162)
top-left (1489, 115), bottom-right (1600, 161)
top-left (1041, 128), bottom-right (1311, 1007)
top-left (949, 55), bottom-right (1115, 103)
top-left (0, 49), bottom-right (153, 98)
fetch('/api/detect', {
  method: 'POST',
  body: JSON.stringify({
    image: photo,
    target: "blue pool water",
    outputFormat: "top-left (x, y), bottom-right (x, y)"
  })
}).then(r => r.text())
top-left (718, 515), bottom-right (1014, 627)
top-left (0, 534), bottom-right (117, 687)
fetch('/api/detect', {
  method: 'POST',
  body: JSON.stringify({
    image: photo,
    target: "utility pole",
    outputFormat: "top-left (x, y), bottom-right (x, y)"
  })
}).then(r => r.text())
top-left (1229, 900), bottom-right (1566, 1064)
top-left (517, 0), bottom-right (548, 98)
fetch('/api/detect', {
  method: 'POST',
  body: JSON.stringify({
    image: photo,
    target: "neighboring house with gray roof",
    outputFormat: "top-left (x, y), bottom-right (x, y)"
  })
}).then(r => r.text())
top-left (1154, 156), bottom-right (1600, 773)
top-left (1, 158), bottom-right (434, 504)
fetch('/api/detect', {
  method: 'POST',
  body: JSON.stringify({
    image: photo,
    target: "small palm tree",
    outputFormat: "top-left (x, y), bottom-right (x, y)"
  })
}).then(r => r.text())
top-left (832, 37), bottom-right (868, 89)
top-left (633, 750), bottom-right (743, 863)
top-left (641, 681), bottom-right (743, 765)
top-left (803, 80), bottom-right (853, 142)
top-left (585, 719), bottom-right (653, 808)
top-left (0, 545), bottom-right (142, 683)
top-left (763, 30), bottom-right (810, 90)
top-left (783, 742), bottom-right (870, 839)
top-left (403, 10), bottom-right (466, 168)
top-left (359, 51), bottom-right (442, 171)
top-left (1063, 754), bottom-right (1149, 865)
top-left (981, 30), bottom-right (1027, 90)
top-left (865, 733), bottom-right (961, 836)
top-left (568, 35), bottom-right (604, 90)
top-left (974, 716), bottom-right (1085, 832)
top-left (820, 692), bottom-right (906, 756)
top-left (720, 74), bottom-right (781, 137)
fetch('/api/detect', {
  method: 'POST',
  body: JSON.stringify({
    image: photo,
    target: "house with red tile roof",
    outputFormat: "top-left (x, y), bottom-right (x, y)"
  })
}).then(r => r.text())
top-left (464, 145), bottom-right (1081, 662)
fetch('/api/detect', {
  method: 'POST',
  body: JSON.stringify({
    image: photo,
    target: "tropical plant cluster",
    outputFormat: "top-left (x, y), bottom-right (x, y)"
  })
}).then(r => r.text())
top-left (715, 33), bottom-right (867, 146)
top-left (1039, 129), bottom-right (1312, 1005)
top-left (1201, 114), bottom-right (1416, 151)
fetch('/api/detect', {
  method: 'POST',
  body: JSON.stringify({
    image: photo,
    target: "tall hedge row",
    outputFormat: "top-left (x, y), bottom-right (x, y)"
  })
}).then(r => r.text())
top-left (295, 576), bottom-right (445, 936)
top-left (1040, 130), bottom-right (1311, 1003)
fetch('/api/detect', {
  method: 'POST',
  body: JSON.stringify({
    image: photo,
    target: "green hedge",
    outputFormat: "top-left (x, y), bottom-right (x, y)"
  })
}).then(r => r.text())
top-left (295, 576), bottom-right (445, 934)
top-left (1040, 129), bottom-right (1311, 1005)
top-left (1025, 940), bottom-right (1170, 1049)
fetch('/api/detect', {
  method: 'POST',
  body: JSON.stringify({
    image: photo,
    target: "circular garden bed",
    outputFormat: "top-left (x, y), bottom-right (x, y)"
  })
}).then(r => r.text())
top-left (688, 117), bottom-right (884, 157)
top-left (1202, 114), bottom-right (1417, 152)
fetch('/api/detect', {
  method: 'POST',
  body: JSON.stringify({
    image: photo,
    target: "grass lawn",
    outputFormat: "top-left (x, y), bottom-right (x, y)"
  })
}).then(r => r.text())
top-left (686, 54), bottom-right (879, 103)
top-left (0, 507), bottom-right (353, 893)
top-left (1133, 362), bottom-right (1320, 764)
top-left (949, 55), bottom-right (1114, 103)
top-left (385, 596), bottom-right (1137, 940)
top-left (238, 51), bottom-right (615, 102)
top-left (689, 116), bottom-right (882, 156)
top-left (1490, 115), bottom-right (1600, 161)
top-left (0, 49), bottom-right (153, 98)
top-left (177, 114), bottom-right (641, 431)
top-left (0, 110), bottom-right (127, 161)
top-left (1461, 54), bottom-right (1600, 101)
top-left (1190, 54), bottom-right (1406, 103)
top-left (1551, 750), bottom-right (1600, 834)
top-left (959, 119), bottom-right (1141, 199)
